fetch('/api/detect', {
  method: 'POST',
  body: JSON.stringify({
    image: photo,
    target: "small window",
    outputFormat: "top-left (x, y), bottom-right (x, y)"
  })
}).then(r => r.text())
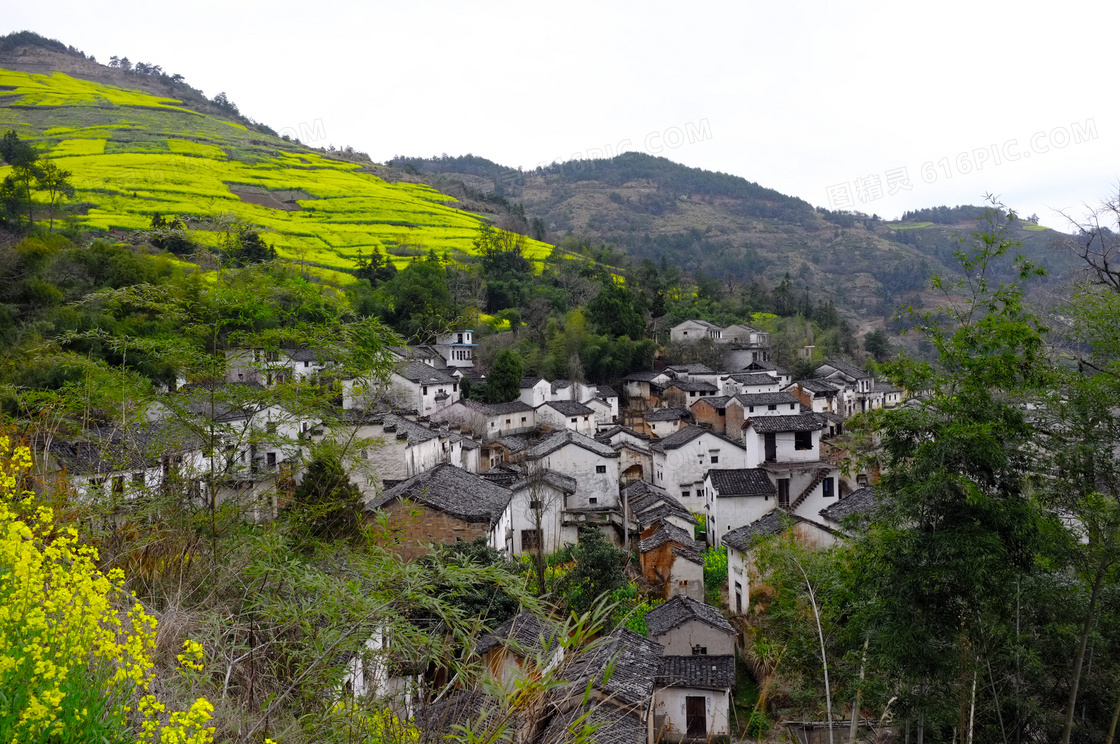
top-left (710, 456), bottom-right (719, 464)
top-left (795, 431), bottom-right (813, 450)
top-left (681, 490), bottom-right (691, 498)
top-left (304, 360), bottom-right (310, 368)
top-left (529, 499), bottom-right (542, 510)
top-left (691, 645), bottom-right (708, 655)
top-left (596, 465), bottom-right (606, 474)
top-left (768, 404), bottom-right (777, 411)
top-left (823, 477), bottom-right (835, 499)
top-left (521, 417), bottom-right (527, 423)
top-left (132, 472), bottom-right (145, 486)
top-left (423, 386), bottom-right (429, 395)
top-left (571, 418), bottom-right (578, 424)
top-left (749, 406), bottom-right (755, 413)
top-left (589, 497), bottom-right (598, 505)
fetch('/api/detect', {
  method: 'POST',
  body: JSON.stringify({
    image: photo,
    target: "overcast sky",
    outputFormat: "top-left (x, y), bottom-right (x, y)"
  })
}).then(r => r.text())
top-left (5, 0), bottom-right (1117, 228)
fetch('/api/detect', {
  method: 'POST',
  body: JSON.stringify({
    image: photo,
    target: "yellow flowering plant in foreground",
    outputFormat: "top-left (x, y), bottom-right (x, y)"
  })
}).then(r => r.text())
top-left (0, 436), bottom-right (215, 743)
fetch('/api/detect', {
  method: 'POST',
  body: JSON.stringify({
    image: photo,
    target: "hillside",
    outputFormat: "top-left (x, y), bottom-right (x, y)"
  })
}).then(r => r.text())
top-left (0, 40), bottom-right (552, 283)
top-left (396, 153), bottom-right (1079, 321)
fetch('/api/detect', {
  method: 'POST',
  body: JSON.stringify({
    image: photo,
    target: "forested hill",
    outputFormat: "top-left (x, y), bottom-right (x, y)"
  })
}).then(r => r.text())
top-left (395, 153), bottom-right (1079, 324)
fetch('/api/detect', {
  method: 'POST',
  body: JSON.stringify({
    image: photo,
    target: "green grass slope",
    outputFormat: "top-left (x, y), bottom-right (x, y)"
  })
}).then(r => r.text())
top-left (0, 68), bottom-right (552, 281)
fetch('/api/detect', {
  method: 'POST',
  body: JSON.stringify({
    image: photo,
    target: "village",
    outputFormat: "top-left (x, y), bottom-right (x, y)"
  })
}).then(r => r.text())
top-left (41, 317), bottom-right (901, 744)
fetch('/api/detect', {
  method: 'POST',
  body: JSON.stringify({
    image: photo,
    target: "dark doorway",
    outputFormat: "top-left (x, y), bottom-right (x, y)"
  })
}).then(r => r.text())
top-left (764, 432), bottom-right (777, 462)
top-left (686, 696), bottom-right (706, 737)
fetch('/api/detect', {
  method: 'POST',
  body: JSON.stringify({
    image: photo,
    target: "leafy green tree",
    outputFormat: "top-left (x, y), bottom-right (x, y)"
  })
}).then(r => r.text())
top-left (863, 328), bottom-right (892, 362)
top-left (385, 256), bottom-right (454, 341)
top-left (35, 161), bottom-right (74, 234)
top-left (353, 247), bottom-right (397, 286)
top-left (564, 527), bottom-right (628, 616)
top-left (283, 452), bottom-right (363, 542)
top-left (587, 281), bottom-right (644, 339)
top-left (853, 204), bottom-right (1050, 738)
top-left (223, 225), bottom-right (276, 267)
top-left (485, 348), bottom-right (523, 404)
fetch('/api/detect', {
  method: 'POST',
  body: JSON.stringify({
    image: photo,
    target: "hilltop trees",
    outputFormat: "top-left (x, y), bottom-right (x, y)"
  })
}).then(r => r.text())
top-left (1, 130), bottom-right (73, 232)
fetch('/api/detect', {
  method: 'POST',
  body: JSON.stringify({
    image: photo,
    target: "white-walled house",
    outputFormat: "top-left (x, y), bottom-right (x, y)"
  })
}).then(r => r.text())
top-left (505, 469), bottom-right (579, 556)
top-left (597, 426), bottom-right (653, 484)
top-left (718, 371), bottom-right (780, 396)
top-left (522, 430), bottom-right (620, 511)
top-left (704, 468), bottom-right (777, 547)
top-left (645, 407), bottom-right (692, 439)
top-left (744, 413), bottom-right (827, 467)
top-left (535, 400), bottom-right (596, 436)
top-left (622, 480), bottom-right (698, 536)
top-left (432, 329), bottom-right (476, 368)
top-left (670, 319), bottom-right (724, 343)
top-left (584, 397), bottom-right (615, 429)
top-left (650, 425), bottom-right (749, 515)
top-left (785, 378), bottom-right (843, 414)
top-left (592, 385), bottom-right (620, 420)
top-left (345, 362), bottom-right (460, 417)
top-left (430, 399), bottom-right (536, 441)
top-left (653, 655), bottom-right (735, 742)
top-left (518, 377), bottom-right (551, 408)
top-left (743, 360), bottom-right (792, 388)
top-left (724, 510), bottom-right (838, 614)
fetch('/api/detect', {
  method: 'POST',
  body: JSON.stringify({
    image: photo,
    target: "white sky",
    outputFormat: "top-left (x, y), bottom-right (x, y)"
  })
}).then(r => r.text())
top-left (5, 0), bottom-right (1117, 229)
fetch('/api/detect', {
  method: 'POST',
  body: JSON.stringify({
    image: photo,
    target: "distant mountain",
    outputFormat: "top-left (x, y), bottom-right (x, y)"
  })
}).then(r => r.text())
top-left (395, 153), bottom-right (1078, 322)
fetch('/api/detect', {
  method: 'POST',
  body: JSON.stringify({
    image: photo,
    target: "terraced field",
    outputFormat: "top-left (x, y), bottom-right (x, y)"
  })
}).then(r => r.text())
top-left (0, 69), bottom-right (553, 281)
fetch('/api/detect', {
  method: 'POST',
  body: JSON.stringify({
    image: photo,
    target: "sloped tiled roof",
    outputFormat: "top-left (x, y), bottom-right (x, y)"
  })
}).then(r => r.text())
top-left (723, 372), bottom-right (779, 387)
top-left (538, 703), bottom-right (645, 744)
top-left (645, 595), bottom-right (734, 638)
top-left (745, 413), bottom-right (828, 433)
top-left (651, 425), bottom-right (745, 453)
top-left (520, 376), bottom-right (545, 388)
top-left (53, 423), bottom-right (192, 475)
top-left (475, 611), bottom-right (562, 657)
top-left (395, 361), bottom-right (456, 385)
top-left (624, 370), bottom-right (665, 382)
top-left (415, 691), bottom-right (501, 743)
top-left (691, 395), bottom-right (732, 410)
top-left (707, 468), bottom-right (776, 497)
top-left (541, 400), bottom-right (594, 416)
top-left (664, 379), bottom-right (719, 393)
top-left (818, 359), bottom-right (870, 380)
top-left (622, 481), bottom-right (697, 527)
top-left (510, 469), bottom-right (578, 495)
top-left (367, 464), bottom-right (511, 524)
top-left (656, 655), bottom-right (736, 690)
top-left (645, 407), bottom-right (691, 422)
top-left (486, 399), bottom-right (535, 415)
top-left (820, 486), bottom-right (879, 523)
top-left (722, 510), bottom-right (793, 552)
top-left (734, 391), bottom-right (802, 407)
top-left (597, 385), bottom-right (619, 399)
top-left (525, 430), bottom-right (617, 460)
top-left (794, 378), bottom-right (843, 395)
top-left (667, 363), bottom-right (717, 375)
top-left (638, 522), bottom-right (703, 565)
top-left (565, 627), bottom-right (663, 709)
top-left (596, 426), bottom-right (651, 442)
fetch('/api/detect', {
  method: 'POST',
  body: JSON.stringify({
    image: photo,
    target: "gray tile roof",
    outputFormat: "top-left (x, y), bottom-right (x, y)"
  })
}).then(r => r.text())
top-left (818, 359), bottom-right (870, 380)
top-left (638, 523), bottom-right (703, 564)
top-left (650, 425), bottom-right (745, 453)
top-left (492, 434), bottom-right (532, 454)
top-left (538, 704), bottom-right (646, 744)
top-left (691, 395), bottom-right (732, 410)
top-left (396, 361), bottom-right (456, 385)
top-left (707, 468), bottom-right (776, 497)
top-left (53, 423), bottom-right (190, 475)
top-left (551, 379), bottom-right (573, 392)
top-left (723, 372), bottom-right (779, 386)
top-left (510, 469), bottom-right (578, 495)
top-left (596, 426), bottom-right (651, 442)
top-left (541, 400), bottom-right (594, 416)
top-left (415, 691), bottom-right (501, 743)
top-left (645, 595), bottom-right (734, 638)
top-left (820, 486), bottom-right (879, 523)
top-left (645, 407), bottom-right (691, 422)
top-left (794, 378), bottom-right (843, 395)
top-left (486, 400), bottom-right (535, 415)
top-left (525, 430), bottom-right (618, 460)
top-left (520, 376), bottom-right (544, 388)
top-left (656, 655), bottom-right (736, 690)
top-left (745, 413), bottom-right (828, 433)
top-left (367, 464), bottom-right (511, 524)
top-left (597, 385), bottom-right (619, 398)
top-left (723, 510), bottom-right (796, 552)
top-left (565, 627), bottom-right (663, 709)
top-left (624, 370), bottom-right (664, 382)
top-left (622, 481), bottom-right (697, 527)
top-left (734, 391), bottom-right (802, 407)
top-left (667, 363), bottom-right (717, 375)
top-left (475, 611), bottom-right (562, 657)
top-left (664, 379), bottom-right (719, 393)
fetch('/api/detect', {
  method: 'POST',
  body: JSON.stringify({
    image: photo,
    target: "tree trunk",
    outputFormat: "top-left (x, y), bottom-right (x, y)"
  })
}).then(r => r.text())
top-left (849, 638), bottom-right (868, 744)
top-left (1061, 538), bottom-right (1114, 744)
top-left (1105, 684), bottom-right (1120, 744)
